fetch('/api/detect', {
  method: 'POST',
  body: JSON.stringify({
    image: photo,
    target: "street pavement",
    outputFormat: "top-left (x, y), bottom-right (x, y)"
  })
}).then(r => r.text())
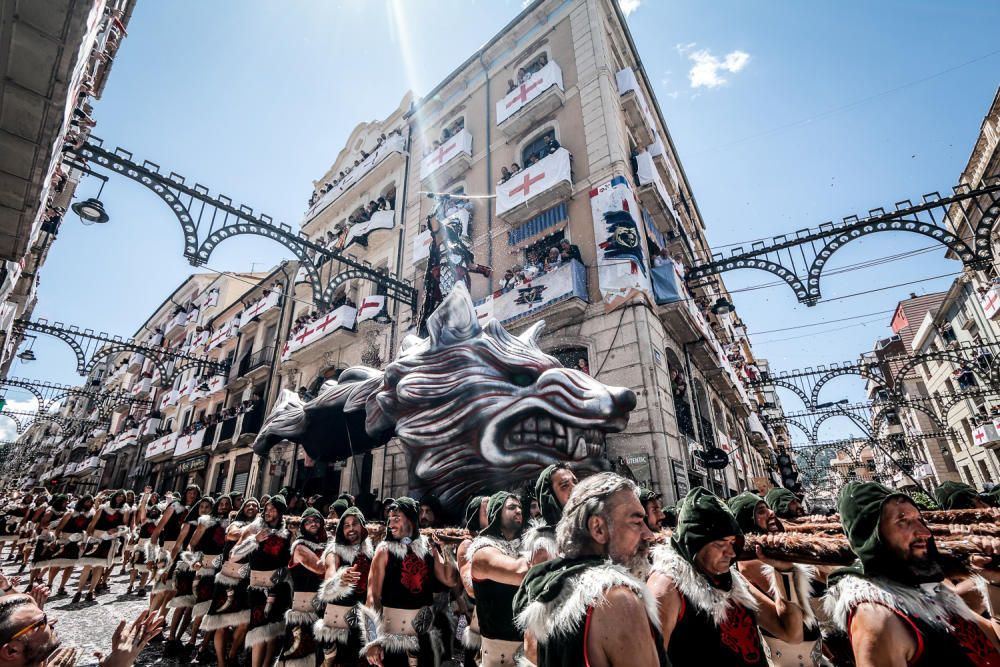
top-left (1, 558), bottom-right (186, 666)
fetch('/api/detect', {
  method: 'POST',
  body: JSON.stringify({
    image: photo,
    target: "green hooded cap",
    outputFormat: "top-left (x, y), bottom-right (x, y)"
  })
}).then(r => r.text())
top-left (933, 480), bottom-right (979, 510)
top-left (482, 491), bottom-right (519, 538)
top-left (300, 507), bottom-right (324, 521)
top-left (727, 492), bottom-right (768, 535)
top-left (331, 499), bottom-right (350, 517)
top-left (764, 487), bottom-right (800, 519)
top-left (535, 464), bottom-right (570, 525)
top-left (638, 488), bottom-right (661, 507)
top-left (463, 496), bottom-right (486, 532)
top-left (671, 487), bottom-right (743, 571)
top-left (387, 497), bottom-right (420, 540)
top-left (266, 494), bottom-right (287, 514)
top-left (334, 506), bottom-right (368, 545)
top-left (834, 480), bottom-right (942, 585)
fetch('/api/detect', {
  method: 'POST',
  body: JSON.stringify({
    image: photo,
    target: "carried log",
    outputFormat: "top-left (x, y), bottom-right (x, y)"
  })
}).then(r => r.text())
top-left (787, 507), bottom-right (1000, 527)
top-left (782, 521), bottom-right (1000, 538)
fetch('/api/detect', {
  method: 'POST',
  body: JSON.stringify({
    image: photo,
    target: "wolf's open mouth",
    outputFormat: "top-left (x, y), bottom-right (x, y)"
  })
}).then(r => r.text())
top-left (503, 410), bottom-right (605, 459)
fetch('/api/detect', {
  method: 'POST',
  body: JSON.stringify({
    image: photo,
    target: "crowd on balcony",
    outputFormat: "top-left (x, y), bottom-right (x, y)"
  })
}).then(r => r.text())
top-left (422, 117), bottom-right (466, 157)
top-left (240, 280), bottom-right (284, 312)
top-left (506, 52), bottom-right (549, 93)
top-left (308, 128), bottom-right (405, 207)
top-left (289, 294), bottom-right (358, 339)
top-left (499, 238), bottom-right (582, 291)
top-left (498, 135), bottom-right (563, 184)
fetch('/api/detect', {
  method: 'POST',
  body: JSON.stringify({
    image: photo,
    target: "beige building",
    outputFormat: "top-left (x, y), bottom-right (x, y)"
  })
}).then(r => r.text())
top-left (272, 0), bottom-right (778, 504)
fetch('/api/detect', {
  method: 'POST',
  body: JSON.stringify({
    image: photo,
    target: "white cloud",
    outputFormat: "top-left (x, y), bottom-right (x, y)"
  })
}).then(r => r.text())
top-left (675, 42), bottom-right (697, 56)
top-left (688, 49), bottom-right (750, 89)
top-left (0, 398), bottom-right (40, 442)
top-left (619, 0), bottom-right (641, 16)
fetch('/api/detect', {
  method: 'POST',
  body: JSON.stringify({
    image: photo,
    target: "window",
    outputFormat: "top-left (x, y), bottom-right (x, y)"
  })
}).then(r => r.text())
top-left (962, 465), bottom-right (974, 485)
top-left (521, 128), bottom-right (556, 166)
top-left (978, 458), bottom-right (993, 483)
top-left (550, 346), bottom-right (590, 374)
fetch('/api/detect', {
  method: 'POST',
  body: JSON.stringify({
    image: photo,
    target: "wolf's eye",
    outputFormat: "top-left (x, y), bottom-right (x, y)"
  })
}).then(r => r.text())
top-left (510, 372), bottom-right (535, 387)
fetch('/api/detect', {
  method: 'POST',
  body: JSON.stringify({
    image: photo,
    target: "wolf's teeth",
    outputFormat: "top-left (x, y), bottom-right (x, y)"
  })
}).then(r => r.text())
top-left (553, 422), bottom-right (566, 437)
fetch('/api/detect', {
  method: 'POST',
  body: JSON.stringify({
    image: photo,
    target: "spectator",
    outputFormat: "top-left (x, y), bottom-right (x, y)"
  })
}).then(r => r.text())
top-left (577, 358), bottom-right (591, 375)
top-left (544, 246), bottom-right (562, 271)
top-left (524, 250), bottom-right (542, 279)
top-left (499, 166), bottom-right (511, 184)
top-left (507, 79), bottom-right (517, 93)
top-left (501, 269), bottom-right (517, 290)
top-left (544, 134), bottom-right (561, 155)
top-left (510, 162), bottom-right (521, 175)
top-left (559, 239), bottom-right (582, 263)
top-left (653, 247), bottom-right (671, 267)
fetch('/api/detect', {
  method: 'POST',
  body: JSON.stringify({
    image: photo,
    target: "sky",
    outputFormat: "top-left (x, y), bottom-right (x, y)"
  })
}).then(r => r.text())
top-left (5, 0), bottom-right (1000, 445)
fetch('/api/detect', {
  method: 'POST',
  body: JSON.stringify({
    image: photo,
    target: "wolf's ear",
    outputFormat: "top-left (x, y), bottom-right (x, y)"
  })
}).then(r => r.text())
top-left (427, 282), bottom-right (481, 349)
top-left (518, 321), bottom-right (546, 349)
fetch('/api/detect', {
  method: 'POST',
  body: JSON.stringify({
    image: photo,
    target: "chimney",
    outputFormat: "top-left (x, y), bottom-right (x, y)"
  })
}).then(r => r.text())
top-left (909, 292), bottom-right (917, 299)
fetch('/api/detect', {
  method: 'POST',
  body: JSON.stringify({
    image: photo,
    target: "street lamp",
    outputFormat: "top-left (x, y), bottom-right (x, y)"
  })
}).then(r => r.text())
top-left (71, 180), bottom-right (110, 225)
top-left (816, 398), bottom-right (850, 409)
top-left (711, 297), bottom-right (734, 315)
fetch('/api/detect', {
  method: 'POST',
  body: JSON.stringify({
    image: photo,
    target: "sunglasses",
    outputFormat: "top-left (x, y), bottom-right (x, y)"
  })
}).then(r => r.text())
top-left (4, 614), bottom-right (49, 645)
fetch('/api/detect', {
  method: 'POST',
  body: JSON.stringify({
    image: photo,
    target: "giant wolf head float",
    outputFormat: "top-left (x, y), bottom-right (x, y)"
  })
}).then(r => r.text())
top-left (253, 283), bottom-right (636, 506)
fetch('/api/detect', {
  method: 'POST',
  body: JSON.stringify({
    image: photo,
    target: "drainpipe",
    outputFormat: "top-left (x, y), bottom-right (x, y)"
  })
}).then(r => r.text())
top-left (682, 338), bottom-right (710, 492)
top-left (478, 52), bottom-right (495, 291)
top-left (389, 125), bottom-right (413, 357)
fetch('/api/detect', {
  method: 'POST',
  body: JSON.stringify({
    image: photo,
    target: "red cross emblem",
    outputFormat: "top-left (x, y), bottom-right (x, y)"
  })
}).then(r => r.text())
top-left (975, 430), bottom-right (987, 442)
top-left (294, 326), bottom-right (315, 344)
top-left (358, 299), bottom-right (381, 319)
top-left (506, 77), bottom-right (544, 108)
top-left (314, 313), bottom-right (339, 333)
top-left (511, 171), bottom-right (546, 197)
top-left (985, 291), bottom-right (999, 313)
top-left (429, 142), bottom-right (456, 167)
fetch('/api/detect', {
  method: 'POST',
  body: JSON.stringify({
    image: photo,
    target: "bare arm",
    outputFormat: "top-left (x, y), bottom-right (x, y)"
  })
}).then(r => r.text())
top-left (586, 586), bottom-right (661, 667)
top-left (470, 548), bottom-right (529, 587)
top-left (431, 540), bottom-right (459, 588)
top-left (646, 571), bottom-right (681, 651)
top-left (170, 524), bottom-right (192, 560)
top-left (85, 510), bottom-right (101, 536)
top-left (292, 544), bottom-right (325, 576)
top-left (148, 506), bottom-right (173, 543)
top-left (456, 541), bottom-right (474, 598)
top-left (849, 603), bottom-right (914, 667)
top-left (746, 580), bottom-right (803, 643)
top-left (366, 548), bottom-right (388, 611)
top-left (52, 513), bottom-right (71, 538)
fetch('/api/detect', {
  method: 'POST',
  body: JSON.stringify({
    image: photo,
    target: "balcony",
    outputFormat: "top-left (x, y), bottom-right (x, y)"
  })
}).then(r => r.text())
top-left (126, 352), bottom-right (144, 374)
top-left (139, 417), bottom-right (161, 443)
top-left (173, 428), bottom-right (207, 459)
top-left (144, 433), bottom-right (176, 461)
top-left (160, 388), bottom-right (181, 409)
top-left (216, 416), bottom-right (239, 448)
top-left (496, 149), bottom-right (573, 225)
top-left (497, 60), bottom-right (565, 139)
top-left (420, 128), bottom-right (472, 184)
top-left (305, 133), bottom-right (407, 224)
top-left (164, 310), bottom-right (188, 338)
top-left (74, 456), bottom-right (101, 476)
top-left (185, 307), bottom-right (201, 326)
top-left (341, 209), bottom-right (396, 251)
top-left (474, 259), bottom-right (587, 330)
top-left (241, 290), bottom-right (282, 323)
top-left (616, 67), bottom-right (658, 148)
top-left (186, 329), bottom-right (209, 353)
top-left (281, 304), bottom-right (358, 361)
top-left (634, 151), bottom-right (678, 234)
top-left (974, 421), bottom-right (1000, 450)
top-left (129, 376), bottom-right (153, 399)
top-left (190, 374), bottom-right (226, 402)
top-left (235, 346), bottom-right (274, 380)
top-left (237, 406), bottom-right (265, 445)
top-left (206, 314), bottom-right (241, 351)
top-left (982, 285), bottom-right (1000, 320)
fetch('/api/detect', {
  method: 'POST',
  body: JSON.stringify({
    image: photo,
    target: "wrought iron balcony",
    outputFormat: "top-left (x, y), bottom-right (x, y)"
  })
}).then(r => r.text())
top-left (420, 128), bottom-right (473, 184)
top-left (235, 346), bottom-right (274, 379)
top-left (304, 133), bottom-right (407, 224)
top-left (474, 259), bottom-right (587, 329)
top-left (616, 67), bottom-right (658, 148)
top-left (497, 60), bottom-right (565, 139)
top-left (495, 149), bottom-right (573, 225)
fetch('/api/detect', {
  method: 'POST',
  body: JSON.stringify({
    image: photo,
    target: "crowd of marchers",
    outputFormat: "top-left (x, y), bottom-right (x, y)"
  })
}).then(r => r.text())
top-left (2, 472), bottom-right (1000, 666)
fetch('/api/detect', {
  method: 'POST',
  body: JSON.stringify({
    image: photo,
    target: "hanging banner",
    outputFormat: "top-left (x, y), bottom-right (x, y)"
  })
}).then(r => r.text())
top-left (206, 314), bottom-right (241, 351)
top-left (474, 260), bottom-right (585, 325)
top-left (243, 289), bottom-right (282, 321)
top-left (357, 296), bottom-right (386, 323)
top-left (412, 229), bottom-right (433, 264)
top-left (420, 129), bottom-right (472, 181)
top-left (982, 286), bottom-right (1000, 319)
top-left (341, 209), bottom-right (395, 250)
top-left (497, 60), bottom-right (564, 125)
top-left (589, 177), bottom-right (653, 311)
top-left (281, 305), bottom-right (357, 360)
top-left (305, 133), bottom-right (407, 221)
top-left (173, 429), bottom-right (206, 458)
top-left (495, 149), bottom-right (572, 216)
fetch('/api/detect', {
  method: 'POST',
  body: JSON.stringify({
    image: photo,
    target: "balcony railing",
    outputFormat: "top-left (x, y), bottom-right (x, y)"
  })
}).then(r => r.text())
top-left (164, 310), bottom-right (188, 338)
top-left (974, 421), bottom-right (1000, 450)
top-left (236, 346), bottom-right (274, 379)
top-left (144, 432), bottom-right (176, 461)
top-left (634, 150), bottom-right (678, 234)
top-left (341, 209), bottom-right (395, 251)
top-left (281, 304), bottom-right (357, 360)
top-left (474, 259), bottom-right (587, 327)
top-left (206, 314), bottom-right (241, 351)
top-left (217, 416), bottom-right (238, 444)
top-left (305, 133), bottom-right (407, 223)
top-left (420, 128), bottom-right (472, 183)
top-left (129, 376), bottom-right (153, 398)
top-left (616, 67), bottom-right (658, 148)
top-left (126, 352), bottom-right (144, 374)
top-left (495, 148), bottom-right (573, 225)
top-left (497, 60), bottom-right (565, 138)
top-left (242, 290), bottom-right (282, 322)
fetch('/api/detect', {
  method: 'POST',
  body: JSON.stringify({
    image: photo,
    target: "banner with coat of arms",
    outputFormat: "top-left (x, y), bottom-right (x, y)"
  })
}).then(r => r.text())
top-left (589, 177), bottom-right (653, 311)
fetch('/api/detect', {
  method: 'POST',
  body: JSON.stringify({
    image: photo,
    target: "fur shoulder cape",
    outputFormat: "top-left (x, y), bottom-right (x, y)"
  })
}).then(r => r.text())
top-left (650, 541), bottom-right (758, 627)
top-left (321, 539), bottom-right (374, 565)
top-left (515, 560), bottom-right (660, 643)
top-left (823, 572), bottom-right (978, 632)
top-left (376, 535), bottom-right (429, 560)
